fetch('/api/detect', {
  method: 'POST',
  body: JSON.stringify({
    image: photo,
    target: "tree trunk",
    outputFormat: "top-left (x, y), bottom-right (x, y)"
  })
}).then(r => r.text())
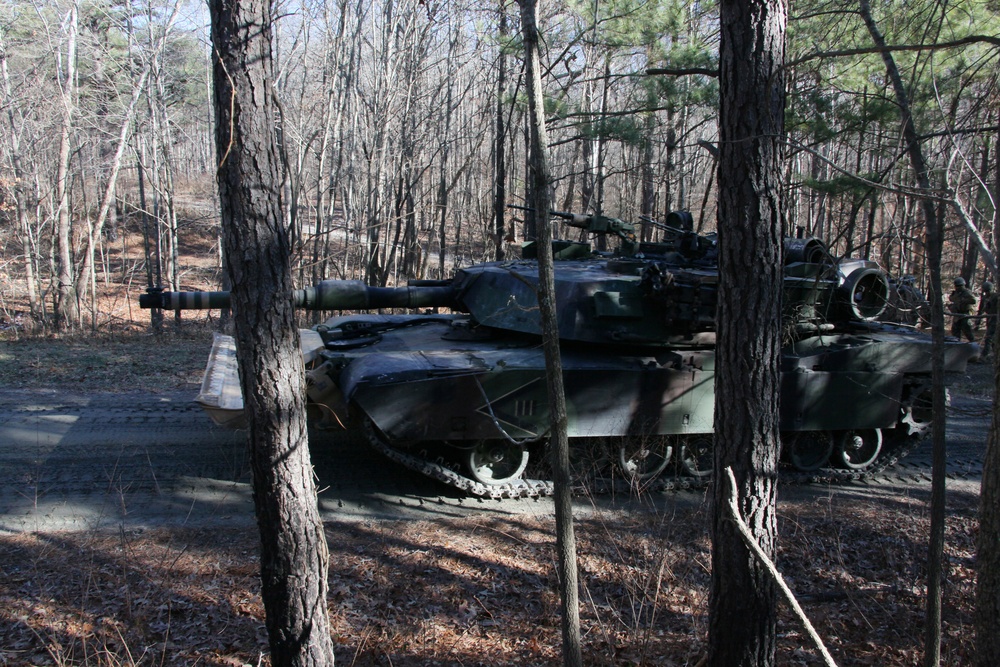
top-left (708, 0), bottom-right (786, 665)
top-left (856, 4), bottom-right (950, 665)
top-left (978, 358), bottom-right (1000, 667)
top-left (640, 113), bottom-right (656, 242)
top-left (138, 147), bottom-right (163, 333)
top-left (517, 1), bottom-right (581, 665)
top-left (54, 0), bottom-right (81, 331)
top-left (975, 107), bottom-right (1000, 667)
top-left (492, 3), bottom-right (509, 261)
top-left (208, 1), bottom-right (334, 664)
top-left (1, 28), bottom-right (42, 322)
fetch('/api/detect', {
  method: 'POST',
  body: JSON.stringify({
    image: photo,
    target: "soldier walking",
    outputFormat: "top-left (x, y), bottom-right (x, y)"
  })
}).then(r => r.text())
top-left (949, 277), bottom-right (977, 342)
top-left (978, 281), bottom-right (998, 357)
top-left (897, 275), bottom-right (929, 326)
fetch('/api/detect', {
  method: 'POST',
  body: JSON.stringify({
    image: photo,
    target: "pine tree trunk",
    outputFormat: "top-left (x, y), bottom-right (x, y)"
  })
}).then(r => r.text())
top-left (975, 109), bottom-right (1000, 667)
top-left (708, 0), bottom-right (786, 665)
top-left (208, 1), bottom-right (334, 664)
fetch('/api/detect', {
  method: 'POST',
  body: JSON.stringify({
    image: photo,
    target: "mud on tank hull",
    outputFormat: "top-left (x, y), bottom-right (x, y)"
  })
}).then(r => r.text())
top-left (196, 313), bottom-right (978, 497)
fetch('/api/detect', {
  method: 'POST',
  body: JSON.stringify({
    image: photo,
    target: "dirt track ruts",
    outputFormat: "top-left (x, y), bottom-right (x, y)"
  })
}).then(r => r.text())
top-left (0, 388), bottom-right (990, 533)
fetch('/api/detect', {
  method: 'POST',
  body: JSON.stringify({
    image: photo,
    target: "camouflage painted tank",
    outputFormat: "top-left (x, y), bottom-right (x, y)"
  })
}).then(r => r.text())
top-left (140, 211), bottom-right (979, 497)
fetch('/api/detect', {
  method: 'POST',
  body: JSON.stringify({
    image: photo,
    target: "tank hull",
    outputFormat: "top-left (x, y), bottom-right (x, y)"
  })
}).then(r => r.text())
top-left (143, 211), bottom-right (982, 494)
top-left (199, 314), bottom-right (976, 447)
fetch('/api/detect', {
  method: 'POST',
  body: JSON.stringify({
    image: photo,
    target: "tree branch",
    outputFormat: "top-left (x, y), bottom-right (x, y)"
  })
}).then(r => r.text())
top-left (645, 66), bottom-right (718, 78)
top-left (650, 34), bottom-right (999, 79)
top-left (723, 467), bottom-right (839, 667)
top-left (787, 35), bottom-right (1000, 70)
top-left (950, 194), bottom-right (998, 280)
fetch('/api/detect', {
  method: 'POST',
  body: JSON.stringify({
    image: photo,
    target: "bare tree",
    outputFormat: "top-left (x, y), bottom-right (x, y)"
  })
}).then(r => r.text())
top-left (52, 0), bottom-right (81, 330)
top-left (517, 0), bottom-right (581, 664)
top-left (208, 0), bottom-right (334, 664)
top-left (708, 0), bottom-right (786, 665)
top-left (74, 2), bottom-right (182, 318)
top-left (0, 21), bottom-right (42, 321)
top-left (492, 2), bottom-right (510, 261)
top-left (855, 2), bottom-right (950, 663)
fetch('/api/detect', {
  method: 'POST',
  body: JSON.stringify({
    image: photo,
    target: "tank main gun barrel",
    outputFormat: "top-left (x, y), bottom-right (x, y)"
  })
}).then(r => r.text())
top-left (139, 280), bottom-right (459, 312)
top-left (295, 280), bottom-right (457, 310)
top-left (139, 289), bottom-right (231, 310)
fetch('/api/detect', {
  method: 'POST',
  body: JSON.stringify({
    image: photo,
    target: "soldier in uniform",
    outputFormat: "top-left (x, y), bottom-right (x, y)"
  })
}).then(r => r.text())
top-left (977, 281), bottom-right (997, 357)
top-left (949, 277), bottom-right (977, 342)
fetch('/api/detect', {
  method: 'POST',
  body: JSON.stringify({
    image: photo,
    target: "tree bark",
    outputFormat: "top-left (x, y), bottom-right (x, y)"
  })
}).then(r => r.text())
top-left (978, 358), bottom-right (1000, 666)
top-left (518, 1), bottom-right (581, 665)
top-left (492, 2), bottom-right (509, 262)
top-left (975, 107), bottom-right (1000, 667)
top-left (856, 4), bottom-right (949, 664)
top-left (208, 1), bottom-right (334, 665)
top-left (708, 0), bottom-right (786, 665)
top-left (54, 0), bottom-right (81, 331)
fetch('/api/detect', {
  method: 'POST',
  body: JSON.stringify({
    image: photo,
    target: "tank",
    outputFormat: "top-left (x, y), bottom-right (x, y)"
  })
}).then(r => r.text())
top-left (140, 211), bottom-right (979, 498)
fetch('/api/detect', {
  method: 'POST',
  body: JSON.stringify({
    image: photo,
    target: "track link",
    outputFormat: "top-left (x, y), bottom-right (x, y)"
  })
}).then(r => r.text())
top-left (362, 420), bottom-right (929, 499)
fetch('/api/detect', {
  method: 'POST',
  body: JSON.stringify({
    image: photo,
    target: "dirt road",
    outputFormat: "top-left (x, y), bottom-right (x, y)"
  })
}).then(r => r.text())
top-left (0, 388), bottom-right (990, 533)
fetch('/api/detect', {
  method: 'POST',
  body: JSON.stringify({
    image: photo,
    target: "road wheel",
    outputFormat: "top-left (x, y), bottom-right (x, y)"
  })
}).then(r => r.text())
top-left (678, 435), bottom-right (713, 478)
top-left (618, 437), bottom-right (673, 481)
top-left (465, 441), bottom-right (529, 485)
top-left (835, 429), bottom-right (882, 470)
top-left (785, 431), bottom-right (834, 472)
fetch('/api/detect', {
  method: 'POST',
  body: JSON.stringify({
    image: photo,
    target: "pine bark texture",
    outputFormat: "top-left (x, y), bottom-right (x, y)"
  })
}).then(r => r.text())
top-left (708, 0), bottom-right (786, 665)
top-left (975, 110), bottom-right (1000, 667)
top-left (978, 369), bottom-right (1000, 665)
top-left (208, 1), bottom-right (334, 665)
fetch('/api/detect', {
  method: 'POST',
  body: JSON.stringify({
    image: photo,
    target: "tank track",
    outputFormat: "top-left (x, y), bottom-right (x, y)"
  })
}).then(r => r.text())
top-left (362, 419), bottom-right (555, 499)
top-left (361, 416), bottom-right (930, 500)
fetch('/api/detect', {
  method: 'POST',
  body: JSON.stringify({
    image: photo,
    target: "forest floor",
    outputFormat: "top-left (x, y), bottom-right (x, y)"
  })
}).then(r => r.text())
top-left (0, 322), bottom-right (993, 666)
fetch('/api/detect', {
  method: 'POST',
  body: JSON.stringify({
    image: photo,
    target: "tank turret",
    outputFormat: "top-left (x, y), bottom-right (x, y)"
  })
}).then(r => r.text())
top-left (142, 210), bottom-right (978, 498)
top-left (142, 214), bottom-right (889, 345)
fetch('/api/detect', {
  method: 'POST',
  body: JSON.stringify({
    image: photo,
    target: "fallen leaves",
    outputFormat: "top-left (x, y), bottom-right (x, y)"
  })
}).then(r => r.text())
top-left (0, 491), bottom-right (980, 666)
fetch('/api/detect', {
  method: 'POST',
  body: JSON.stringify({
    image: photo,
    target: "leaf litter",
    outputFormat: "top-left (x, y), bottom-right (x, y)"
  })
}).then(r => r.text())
top-left (0, 490), bottom-right (979, 666)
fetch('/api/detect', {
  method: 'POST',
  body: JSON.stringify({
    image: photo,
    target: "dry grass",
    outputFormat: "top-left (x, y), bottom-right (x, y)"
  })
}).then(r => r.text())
top-left (0, 327), bottom-right (215, 395)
